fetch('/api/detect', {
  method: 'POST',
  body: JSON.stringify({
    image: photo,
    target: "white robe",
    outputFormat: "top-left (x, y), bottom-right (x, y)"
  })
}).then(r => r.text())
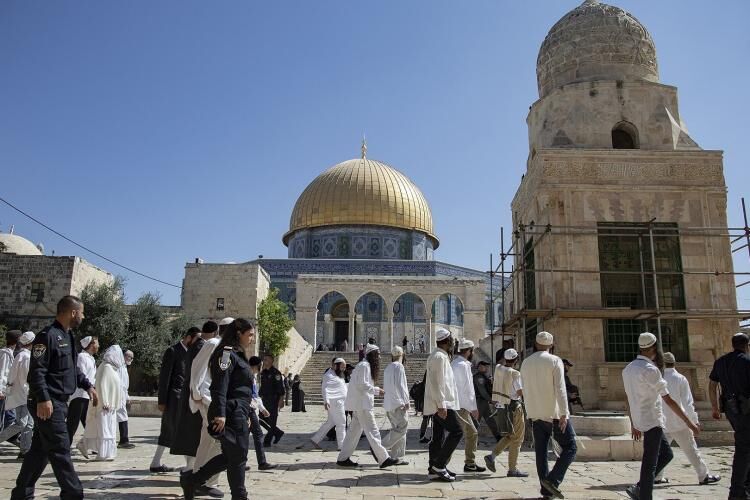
top-left (81, 361), bottom-right (123, 460)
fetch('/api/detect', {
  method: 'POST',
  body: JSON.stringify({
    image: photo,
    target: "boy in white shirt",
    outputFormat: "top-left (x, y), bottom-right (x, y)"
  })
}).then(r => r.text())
top-left (451, 339), bottom-right (485, 473)
top-left (0, 331), bottom-right (35, 458)
top-left (382, 347), bottom-right (410, 465)
top-left (311, 357), bottom-right (348, 450)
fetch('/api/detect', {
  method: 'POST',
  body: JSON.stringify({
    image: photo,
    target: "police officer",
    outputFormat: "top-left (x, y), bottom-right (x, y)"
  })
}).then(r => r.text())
top-left (259, 353), bottom-right (285, 446)
top-left (473, 361), bottom-right (501, 441)
top-left (12, 295), bottom-right (97, 500)
top-left (709, 332), bottom-right (750, 500)
top-left (180, 318), bottom-right (256, 500)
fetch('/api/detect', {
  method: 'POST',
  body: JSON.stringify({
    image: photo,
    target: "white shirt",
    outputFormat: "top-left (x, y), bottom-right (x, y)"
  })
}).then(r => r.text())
top-left (622, 355), bottom-right (669, 432)
top-left (344, 360), bottom-right (380, 412)
top-left (120, 364), bottom-right (130, 408)
top-left (5, 349), bottom-right (31, 410)
top-left (0, 347), bottom-right (14, 396)
top-left (72, 351), bottom-right (96, 400)
top-left (383, 361), bottom-right (409, 411)
top-left (451, 356), bottom-right (477, 412)
top-left (189, 337), bottom-right (221, 413)
top-left (492, 365), bottom-right (523, 405)
top-left (321, 368), bottom-right (348, 406)
top-left (424, 348), bottom-right (459, 416)
top-left (663, 367), bottom-right (699, 433)
top-left (520, 350), bottom-right (569, 422)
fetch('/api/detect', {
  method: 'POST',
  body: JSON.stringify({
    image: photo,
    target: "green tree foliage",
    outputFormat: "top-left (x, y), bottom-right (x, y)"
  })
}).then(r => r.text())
top-left (79, 276), bottom-right (129, 353)
top-left (257, 288), bottom-right (293, 356)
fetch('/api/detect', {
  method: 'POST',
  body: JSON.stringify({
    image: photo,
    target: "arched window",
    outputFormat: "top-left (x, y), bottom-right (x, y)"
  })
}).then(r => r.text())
top-left (612, 121), bottom-right (639, 149)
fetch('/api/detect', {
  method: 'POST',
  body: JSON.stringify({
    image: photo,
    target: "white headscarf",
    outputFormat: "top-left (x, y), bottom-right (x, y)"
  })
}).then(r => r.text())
top-left (102, 345), bottom-right (124, 369)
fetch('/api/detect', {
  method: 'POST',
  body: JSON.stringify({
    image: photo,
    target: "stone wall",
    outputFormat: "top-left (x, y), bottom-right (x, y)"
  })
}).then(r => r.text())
top-left (276, 326), bottom-right (313, 376)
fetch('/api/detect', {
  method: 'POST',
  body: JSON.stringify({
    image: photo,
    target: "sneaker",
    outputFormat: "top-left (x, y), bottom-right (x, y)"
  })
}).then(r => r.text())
top-left (195, 484), bottom-right (223, 498)
top-left (180, 471), bottom-right (196, 500)
top-left (258, 463), bottom-right (277, 471)
top-left (336, 458), bottom-right (359, 467)
top-left (483, 455), bottom-right (496, 473)
top-left (699, 474), bottom-right (720, 485)
top-left (430, 468), bottom-right (455, 482)
top-left (118, 442), bottom-right (136, 449)
top-left (150, 464), bottom-right (175, 473)
top-left (541, 479), bottom-right (564, 499)
top-left (76, 442), bottom-right (90, 460)
top-left (379, 457), bottom-right (399, 469)
top-left (507, 469), bottom-right (529, 478)
top-left (653, 477), bottom-right (669, 484)
top-left (428, 465), bottom-right (456, 478)
top-left (625, 484), bottom-right (639, 500)
top-left (464, 463), bottom-right (486, 473)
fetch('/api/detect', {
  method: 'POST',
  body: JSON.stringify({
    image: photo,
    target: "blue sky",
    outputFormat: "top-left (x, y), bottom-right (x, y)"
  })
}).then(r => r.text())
top-left (1, 1), bottom-right (749, 309)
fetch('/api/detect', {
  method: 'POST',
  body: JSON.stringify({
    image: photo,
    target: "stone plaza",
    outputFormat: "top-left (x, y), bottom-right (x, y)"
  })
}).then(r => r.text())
top-left (0, 406), bottom-right (731, 499)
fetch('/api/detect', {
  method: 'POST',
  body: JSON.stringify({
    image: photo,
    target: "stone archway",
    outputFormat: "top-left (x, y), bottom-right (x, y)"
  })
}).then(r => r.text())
top-left (354, 292), bottom-right (387, 351)
top-left (432, 293), bottom-right (465, 345)
top-left (316, 291), bottom-right (348, 351)
top-left (393, 292), bottom-right (428, 353)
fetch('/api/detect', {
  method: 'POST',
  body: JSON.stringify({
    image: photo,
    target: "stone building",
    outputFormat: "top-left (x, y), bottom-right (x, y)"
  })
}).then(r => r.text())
top-left (0, 230), bottom-right (113, 331)
top-left (181, 144), bottom-right (497, 351)
top-left (506, 0), bottom-right (740, 407)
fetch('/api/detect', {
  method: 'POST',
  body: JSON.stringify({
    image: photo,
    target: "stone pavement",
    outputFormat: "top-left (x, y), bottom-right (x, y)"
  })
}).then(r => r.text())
top-left (0, 406), bottom-right (733, 499)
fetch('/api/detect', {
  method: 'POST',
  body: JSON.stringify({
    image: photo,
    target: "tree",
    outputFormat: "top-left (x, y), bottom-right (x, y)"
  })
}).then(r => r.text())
top-left (0, 241), bottom-right (6, 253)
top-left (257, 288), bottom-right (293, 356)
top-left (79, 277), bottom-right (129, 353)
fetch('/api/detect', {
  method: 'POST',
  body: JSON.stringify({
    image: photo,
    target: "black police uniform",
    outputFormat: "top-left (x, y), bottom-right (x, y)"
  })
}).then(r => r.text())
top-left (709, 347), bottom-right (750, 498)
top-left (183, 345), bottom-right (253, 500)
top-left (12, 321), bottom-right (92, 500)
top-left (473, 369), bottom-right (501, 440)
top-left (259, 365), bottom-right (285, 446)
top-left (171, 337), bottom-right (206, 457)
top-left (157, 340), bottom-right (189, 448)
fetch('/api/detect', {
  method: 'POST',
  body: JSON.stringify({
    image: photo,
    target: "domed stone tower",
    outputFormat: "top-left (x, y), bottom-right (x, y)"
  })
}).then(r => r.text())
top-left (510, 1), bottom-right (736, 408)
top-left (0, 231), bottom-right (42, 255)
top-left (284, 145), bottom-right (438, 260)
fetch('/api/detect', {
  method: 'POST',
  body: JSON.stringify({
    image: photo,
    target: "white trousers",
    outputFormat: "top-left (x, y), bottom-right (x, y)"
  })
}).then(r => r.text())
top-left (337, 410), bottom-right (389, 465)
top-left (311, 398), bottom-right (347, 449)
top-left (193, 403), bottom-right (221, 485)
top-left (657, 427), bottom-right (709, 481)
top-left (382, 407), bottom-right (408, 459)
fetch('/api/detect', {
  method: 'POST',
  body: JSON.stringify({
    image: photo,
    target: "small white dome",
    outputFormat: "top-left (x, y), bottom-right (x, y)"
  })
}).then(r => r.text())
top-left (0, 233), bottom-right (43, 256)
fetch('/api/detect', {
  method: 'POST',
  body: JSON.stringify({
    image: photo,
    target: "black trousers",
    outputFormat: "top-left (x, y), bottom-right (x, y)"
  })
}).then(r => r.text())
top-left (12, 399), bottom-right (83, 500)
top-left (727, 411), bottom-right (750, 499)
top-left (66, 397), bottom-right (88, 442)
top-left (428, 410), bottom-right (463, 469)
top-left (192, 418), bottom-right (249, 499)
top-left (637, 426), bottom-right (673, 500)
top-left (118, 421), bottom-right (130, 444)
top-left (477, 399), bottom-right (501, 439)
top-left (249, 409), bottom-right (266, 466)
top-left (260, 403), bottom-right (282, 445)
top-left (420, 415), bottom-right (431, 439)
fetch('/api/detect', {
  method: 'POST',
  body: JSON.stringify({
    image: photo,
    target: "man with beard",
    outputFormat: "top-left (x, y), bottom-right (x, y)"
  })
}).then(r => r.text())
top-left (382, 346), bottom-right (410, 465)
top-left (424, 329), bottom-right (463, 482)
top-left (67, 335), bottom-right (98, 442)
top-left (311, 358), bottom-right (348, 450)
top-left (451, 339), bottom-right (485, 473)
top-left (336, 344), bottom-right (398, 468)
top-left (473, 360), bottom-right (501, 441)
top-left (12, 296), bottom-right (97, 500)
top-left (150, 326), bottom-right (200, 473)
top-left (259, 354), bottom-right (286, 446)
top-left (622, 333), bottom-right (700, 500)
top-left (171, 326), bottom-right (206, 471)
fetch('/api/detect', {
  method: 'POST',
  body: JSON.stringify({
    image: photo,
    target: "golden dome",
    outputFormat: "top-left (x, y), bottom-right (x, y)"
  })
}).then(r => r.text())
top-left (284, 157), bottom-right (438, 248)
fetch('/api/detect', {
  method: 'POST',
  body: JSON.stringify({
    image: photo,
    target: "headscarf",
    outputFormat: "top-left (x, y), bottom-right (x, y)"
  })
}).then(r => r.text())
top-left (102, 345), bottom-right (125, 369)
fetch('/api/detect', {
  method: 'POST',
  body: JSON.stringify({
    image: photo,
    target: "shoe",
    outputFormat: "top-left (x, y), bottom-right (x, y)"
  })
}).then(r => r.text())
top-left (625, 484), bottom-right (639, 500)
top-left (337, 458), bottom-right (359, 467)
top-left (180, 471), bottom-right (196, 500)
top-left (541, 479), bottom-right (564, 499)
top-left (653, 477), bottom-right (669, 484)
top-left (273, 430), bottom-right (285, 444)
top-left (379, 457), bottom-right (399, 469)
top-left (428, 465), bottom-right (456, 479)
top-left (483, 454), bottom-right (496, 473)
top-left (310, 439), bottom-right (322, 450)
top-left (464, 463), bottom-right (486, 473)
top-left (419, 437), bottom-right (430, 444)
top-left (258, 463), bottom-right (277, 471)
top-left (16, 453), bottom-right (25, 461)
top-left (507, 469), bottom-right (529, 478)
top-left (195, 484), bottom-right (223, 498)
top-left (699, 474), bottom-right (720, 485)
top-left (118, 442), bottom-right (136, 449)
top-left (430, 468), bottom-right (455, 482)
top-left (393, 459), bottom-right (409, 466)
top-left (150, 465), bottom-right (175, 473)
top-left (76, 442), bottom-right (90, 460)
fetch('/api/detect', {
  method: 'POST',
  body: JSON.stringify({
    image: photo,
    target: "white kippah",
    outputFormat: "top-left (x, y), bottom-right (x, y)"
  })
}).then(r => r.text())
top-left (435, 328), bottom-right (452, 342)
top-left (663, 352), bottom-right (676, 364)
top-left (20, 331), bottom-right (35, 345)
top-left (536, 331), bottom-right (554, 346)
top-left (219, 317), bottom-right (235, 326)
top-left (458, 339), bottom-right (474, 350)
top-left (80, 336), bottom-right (93, 349)
top-left (504, 348), bottom-right (519, 360)
top-left (365, 343), bottom-right (380, 355)
top-left (391, 346), bottom-right (404, 357)
top-left (333, 357), bottom-right (346, 364)
top-left (639, 332), bottom-right (657, 349)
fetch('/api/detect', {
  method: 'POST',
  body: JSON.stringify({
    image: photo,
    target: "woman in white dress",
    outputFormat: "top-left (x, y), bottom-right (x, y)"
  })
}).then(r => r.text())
top-left (78, 345), bottom-right (124, 461)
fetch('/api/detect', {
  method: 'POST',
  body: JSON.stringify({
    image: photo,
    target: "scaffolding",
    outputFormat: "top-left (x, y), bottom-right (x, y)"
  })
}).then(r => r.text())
top-left (487, 198), bottom-right (750, 359)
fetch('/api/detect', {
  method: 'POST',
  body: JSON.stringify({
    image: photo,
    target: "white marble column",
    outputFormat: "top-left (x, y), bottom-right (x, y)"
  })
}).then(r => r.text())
top-left (348, 313), bottom-right (355, 351)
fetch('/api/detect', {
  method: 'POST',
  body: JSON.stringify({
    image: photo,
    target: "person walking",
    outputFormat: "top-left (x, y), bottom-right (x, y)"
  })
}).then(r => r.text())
top-left (260, 353), bottom-right (286, 446)
top-left (180, 319), bottom-right (257, 500)
top-left (520, 331), bottom-right (576, 499)
top-left (0, 331), bottom-right (36, 460)
top-left (291, 375), bottom-right (306, 412)
top-left (246, 356), bottom-right (277, 470)
top-left (336, 344), bottom-right (399, 469)
top-left (451, 339), bottom-right (485, 473)
top-left (424, 328), bottom-right (463, 482)
top-left (151, 327), bottom-right (200, 473)
top-left (12, 295), bottom-right (97, 500)
top-left (117, 349), bottom-right (135, 449)
top-left (284, 373), bottom-right (292, 407)
top-left (484, 348), bottom-right (528, 478)
top-left (382, 346), bottom-right (410, 465)
top-left (654, 352), bottom-right (719, 486)
top-left (0, 329), bottom-right (21, 432)
top-left (622, 332), bottom-right (700, 500)
top-left (709, 332), bottom-right (750, 500)
top-left (67, 335), bottom-right (98, 442)
top-left (473, 360), bottom-right (501, 441)
top-left (311, 358), bottom-right (348, 450)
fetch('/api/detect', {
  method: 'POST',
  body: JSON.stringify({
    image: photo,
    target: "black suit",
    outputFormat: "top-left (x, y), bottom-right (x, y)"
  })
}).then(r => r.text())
top-left (171, 338), bottom-right (205, 457)
top-left (157, 341), bottom-right (188, 448)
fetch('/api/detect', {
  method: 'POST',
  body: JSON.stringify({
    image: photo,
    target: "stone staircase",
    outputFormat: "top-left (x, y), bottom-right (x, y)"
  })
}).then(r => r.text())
top-left (298, 351), bottom-right (429, 405)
